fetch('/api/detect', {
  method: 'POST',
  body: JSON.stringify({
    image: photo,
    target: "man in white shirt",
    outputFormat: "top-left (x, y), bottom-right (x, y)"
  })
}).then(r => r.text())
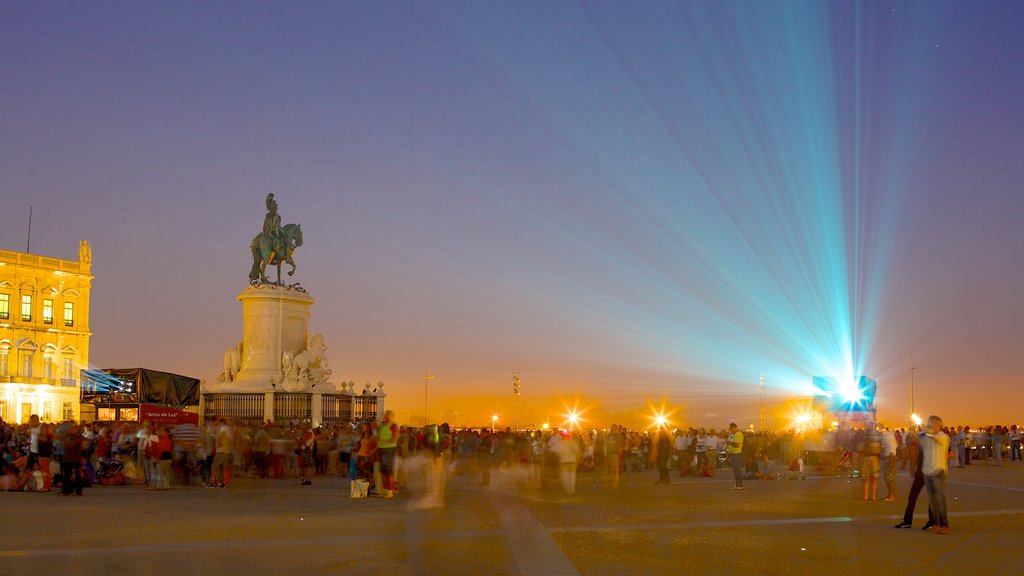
top-left (920, 416), bottom-right (950, 534)
top-left (136, 423), bottom-right (152, 484)
top-left (673, 431), bottom-right (689, 475)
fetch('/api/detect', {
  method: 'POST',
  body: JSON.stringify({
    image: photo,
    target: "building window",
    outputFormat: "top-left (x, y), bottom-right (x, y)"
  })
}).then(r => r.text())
top-left (21, 294), bottom-right (32, 322)
top-left (62, 401), bottom-right (74, 421)
top-left (0, 353), bottom-right (7, 377)
top-left (42, 299), bottom-right (54, 324)
top-left (43, 356), bottom-right (53, 380)
top-left (22, 353), bottom-right (33, 378)
top-left (42, 400), bottom-right (52, 422)
top-left (64, 302), bottom-right (75, 327)
top-left (0, 294), bottom-right (9, 320)
top-left (0, 399), bottom-right (6, 421)
top-left (63, 357), bottom-right (74, 380)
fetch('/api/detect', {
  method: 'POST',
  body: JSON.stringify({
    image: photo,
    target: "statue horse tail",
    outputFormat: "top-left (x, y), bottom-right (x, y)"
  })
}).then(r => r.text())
top-left (249, 234), bottom-right (264, 281)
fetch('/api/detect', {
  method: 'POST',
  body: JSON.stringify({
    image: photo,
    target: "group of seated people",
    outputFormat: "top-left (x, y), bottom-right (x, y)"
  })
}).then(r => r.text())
top-left (0, 444), bottom-right (95, 492)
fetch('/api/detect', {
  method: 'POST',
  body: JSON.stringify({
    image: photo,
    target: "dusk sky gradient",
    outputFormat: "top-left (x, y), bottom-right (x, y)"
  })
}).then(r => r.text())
top-left (2, 2), bottom-right (1022, 427)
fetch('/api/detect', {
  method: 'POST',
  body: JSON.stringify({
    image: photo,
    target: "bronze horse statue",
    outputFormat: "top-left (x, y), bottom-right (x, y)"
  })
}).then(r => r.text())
top-left (249, 222), bottom-right (303, 285)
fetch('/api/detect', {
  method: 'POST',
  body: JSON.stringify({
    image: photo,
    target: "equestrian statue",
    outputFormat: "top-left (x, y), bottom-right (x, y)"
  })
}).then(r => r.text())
top-left (249, 193), bottom-right (304, 285)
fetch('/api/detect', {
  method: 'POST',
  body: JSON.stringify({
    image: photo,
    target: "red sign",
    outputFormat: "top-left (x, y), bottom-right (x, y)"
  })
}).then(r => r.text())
top-left (139, 404), bottom-right (199, 426)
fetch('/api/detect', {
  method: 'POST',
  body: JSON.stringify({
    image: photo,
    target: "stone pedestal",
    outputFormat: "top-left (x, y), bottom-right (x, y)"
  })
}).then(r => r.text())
top-left (232, 285), bottom-right (314, 391)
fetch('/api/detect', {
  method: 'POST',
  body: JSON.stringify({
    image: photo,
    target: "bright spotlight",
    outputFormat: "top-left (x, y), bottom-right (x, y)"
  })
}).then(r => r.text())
top-left (911, 413), bottom-right (922, 426)
top-left (840, 380), bottom-right (863, 404)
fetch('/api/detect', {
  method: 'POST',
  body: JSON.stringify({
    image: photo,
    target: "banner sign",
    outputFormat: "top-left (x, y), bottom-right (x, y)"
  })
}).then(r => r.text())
top-left (139, 404), bottom-right (199, 426)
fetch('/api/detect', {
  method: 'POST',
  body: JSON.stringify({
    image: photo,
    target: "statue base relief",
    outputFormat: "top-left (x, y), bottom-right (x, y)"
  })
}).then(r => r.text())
top-left (207, 284), bottom-right (315, 392)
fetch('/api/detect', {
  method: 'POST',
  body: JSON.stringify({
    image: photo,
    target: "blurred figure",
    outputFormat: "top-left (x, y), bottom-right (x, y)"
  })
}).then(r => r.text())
top-left (60, 425), bottom-right (85, 496)
top-left (550, 431), bottom-right (580, 495)
top-left (297, 423), bottom-right (314, 486)
top-left (921, 415), bottom-right (950, 534)
top-left (205, 418), bottom-right (232, 488)
top-left (377, 411), bottom-right (400, 498)
top-left (252, 424), bottom-right (270, 479)
top-left (604, 425), bottom-right (624, 489)
top-left (880, 426), bottom-right (898, 501)
top-left (652, 425), bottom-right (672, 485)
top-left (860, 427), bottom-right (881, 501)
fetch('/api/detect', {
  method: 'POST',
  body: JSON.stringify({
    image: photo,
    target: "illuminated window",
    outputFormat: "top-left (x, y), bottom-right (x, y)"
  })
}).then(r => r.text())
top-left (0, 294), bottom-right (9, 320)
top-left (63, 357), bottom-right (74, 380)
top-left (64, 302), bottom-right (74, 327)
top-left (98, 408), bottom-right (116, 421)
top-left (43, 356), bottom-right (53, 380)
top-left (0, 400), bottom-right (7, 421)
top-left (42, 401), bottom-right (52, 422)
top-left (21, 294), bottom-right (32, 322)
top-left (62, 402), bottom-right (74, 421)
top-left (0, 353), bottom-right (7, 376)
top-left (21, 353), bottom-right (33, 378)
top-left (42, 299), bottom-right (53, 324)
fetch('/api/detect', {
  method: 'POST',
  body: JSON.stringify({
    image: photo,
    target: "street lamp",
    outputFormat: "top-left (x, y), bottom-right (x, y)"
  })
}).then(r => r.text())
top-left (491, 414), bottom-right (498, 433)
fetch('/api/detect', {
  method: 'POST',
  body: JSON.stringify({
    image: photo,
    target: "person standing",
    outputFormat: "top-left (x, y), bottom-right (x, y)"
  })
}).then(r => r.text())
top-left (155, 426), bottom-right (173, 490)
top-left (35, 422), bottom-right (54, 492)
top-left (727, 423), bottom-right (744, 490)
top-left (860, 427), bottom-right (881, 501)
top-left (880, 426), bottom-right (898, 501)
top-left (252, 425), bottom-right (270, 479)
top-left (555, 432), bottom-right (580, 495)
top-left (921, 415), bottom-right (950, 534)
top-left (206, 418), bottom-right (232, 488)
top-left (993, 426), bottom-right (1005, 466)
top-left (1010, 425), bottom-right (1022, 462)
top-left (377, 410), bottom-right (400, 498)
top-left (963, 426), bottom-right (972, 465)
top-left (954, 427), bottom-right (966, 468)
top-left (893, 431), bottom-right (934, 529)
top-left (652, 426), bottom-right (673, 485)
top-left (60, 425), bottom-right (85, 497)
top-left (136, 422), bottom-right (153, 486)
top-left (297, 423), bottom-right (315, 486)
top-left (604, 425), bottom-right (624, 489)
top-left (705, 429), bottom-right (720, 477)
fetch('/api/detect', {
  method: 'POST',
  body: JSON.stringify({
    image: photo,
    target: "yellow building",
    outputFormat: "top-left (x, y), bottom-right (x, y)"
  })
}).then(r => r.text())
top-left (0, 241), bottom-right (92, 424)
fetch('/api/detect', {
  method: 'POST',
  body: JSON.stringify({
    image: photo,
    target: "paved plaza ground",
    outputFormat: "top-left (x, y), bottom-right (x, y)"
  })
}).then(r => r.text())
top-left (1, 461), bottom-right (1022, 576)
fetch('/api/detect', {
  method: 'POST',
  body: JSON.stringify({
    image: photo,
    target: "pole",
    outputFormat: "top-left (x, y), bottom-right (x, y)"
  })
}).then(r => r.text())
top-left (909, 352), bottom-right (915, 417)
top-left (513, 369), bottom-right (521, 432)
top-left (26, 206), bottom-right (33, 253)
top-left (424, 362), bottom-right (434, 426)
top-left (758, 370), bottom-right (767, 432)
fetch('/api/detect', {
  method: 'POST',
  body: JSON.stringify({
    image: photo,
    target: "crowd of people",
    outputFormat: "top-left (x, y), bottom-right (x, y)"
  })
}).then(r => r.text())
top-left (2, 409), bottom-right (1019, 534)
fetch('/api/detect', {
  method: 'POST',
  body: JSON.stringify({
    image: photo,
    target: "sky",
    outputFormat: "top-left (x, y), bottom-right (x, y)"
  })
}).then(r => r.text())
top-left (2, 2), bottom-right (1022, 428)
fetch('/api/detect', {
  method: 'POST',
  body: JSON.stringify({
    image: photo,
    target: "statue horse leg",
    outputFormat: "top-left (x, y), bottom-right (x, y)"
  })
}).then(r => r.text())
top-left (286, 251), bottom-right (297, 277)
top-left (261, 250), bottom-right (276, 284)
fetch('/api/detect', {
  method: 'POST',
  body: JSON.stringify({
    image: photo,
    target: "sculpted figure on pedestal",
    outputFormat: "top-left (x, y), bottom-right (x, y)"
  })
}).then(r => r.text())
top-left (249, 193), bottom-right (304, 286)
